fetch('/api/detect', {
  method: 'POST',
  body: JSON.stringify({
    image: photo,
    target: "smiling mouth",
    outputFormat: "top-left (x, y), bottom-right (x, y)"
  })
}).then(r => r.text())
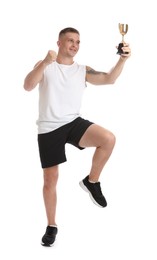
top-left (70, 48), bottom-right (77, 52)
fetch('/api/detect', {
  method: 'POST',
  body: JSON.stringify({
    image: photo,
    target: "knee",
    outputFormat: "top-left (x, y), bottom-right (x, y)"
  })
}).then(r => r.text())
top-left (105, 131), bottom-right (116, 149)
top-left (110, 132), bottom-right (116, 146)
top-left (43, 166), bottom-right (58, 189)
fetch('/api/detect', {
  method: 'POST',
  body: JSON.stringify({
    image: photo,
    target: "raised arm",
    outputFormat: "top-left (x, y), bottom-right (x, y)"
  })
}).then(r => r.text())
top-left (23, 50), bottom-right (57, 91)
top-left (86, 43), bottom-right (131, 85)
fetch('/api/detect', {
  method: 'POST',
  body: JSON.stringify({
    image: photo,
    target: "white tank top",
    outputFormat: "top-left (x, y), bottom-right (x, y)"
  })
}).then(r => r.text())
top-left (36, 61), bottom-right (87, 134)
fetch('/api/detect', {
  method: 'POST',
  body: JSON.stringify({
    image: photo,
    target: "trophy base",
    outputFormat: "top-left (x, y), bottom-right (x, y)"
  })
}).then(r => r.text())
top-left (117, 42), bottom-right (129, 55)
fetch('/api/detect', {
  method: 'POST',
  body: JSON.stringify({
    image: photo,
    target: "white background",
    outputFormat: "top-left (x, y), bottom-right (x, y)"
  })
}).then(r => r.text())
top-left (0, 0), bottom-right (157, 259)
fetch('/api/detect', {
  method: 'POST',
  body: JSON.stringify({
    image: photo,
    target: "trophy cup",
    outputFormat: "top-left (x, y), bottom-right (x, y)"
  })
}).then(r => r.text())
top-left (117, 23), bottom-right (128, 54)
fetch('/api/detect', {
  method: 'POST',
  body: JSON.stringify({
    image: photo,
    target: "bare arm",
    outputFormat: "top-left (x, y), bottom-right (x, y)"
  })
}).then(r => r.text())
top-left (86, 43), bottom-right (131, 85)
top-left (23, 50), bottom-right (57, 91)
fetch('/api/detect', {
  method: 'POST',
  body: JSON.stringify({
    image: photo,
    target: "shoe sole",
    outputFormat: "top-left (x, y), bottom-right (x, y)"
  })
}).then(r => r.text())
top-left (79, 180), bottom-right (104, 208)
top-left (41, 241), bottom-right (55, 247)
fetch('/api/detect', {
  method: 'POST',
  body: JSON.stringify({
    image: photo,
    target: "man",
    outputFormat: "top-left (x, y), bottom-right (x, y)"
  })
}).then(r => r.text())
top-left (24, 27), bottom-right (131, 246)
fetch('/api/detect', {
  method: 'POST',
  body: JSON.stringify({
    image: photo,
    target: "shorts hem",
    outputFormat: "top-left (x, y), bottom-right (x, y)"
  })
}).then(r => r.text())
top-left (41, 158), bottom-right (67, 169)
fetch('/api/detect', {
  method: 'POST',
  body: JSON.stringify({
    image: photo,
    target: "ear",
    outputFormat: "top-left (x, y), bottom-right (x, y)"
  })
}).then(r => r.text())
top-left (57, 40), bottom-right (60, 47)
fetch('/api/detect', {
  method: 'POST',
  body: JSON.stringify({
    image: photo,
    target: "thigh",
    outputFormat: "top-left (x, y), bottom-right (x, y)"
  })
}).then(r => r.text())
top-left (38, 128), bottom-right (67, 168)
top-left (66, 117), bottom-right (93, 149)
top-left (79, 124), bottom-right (115, 148)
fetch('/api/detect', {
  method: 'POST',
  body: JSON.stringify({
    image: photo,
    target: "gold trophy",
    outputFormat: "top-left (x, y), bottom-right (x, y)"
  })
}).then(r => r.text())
top-left (117, 23), bottom-right (128, 54)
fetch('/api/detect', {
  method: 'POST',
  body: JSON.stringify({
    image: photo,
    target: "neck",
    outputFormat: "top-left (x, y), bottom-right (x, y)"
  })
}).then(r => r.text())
top-left (56, 55), bottom-right (74, 65)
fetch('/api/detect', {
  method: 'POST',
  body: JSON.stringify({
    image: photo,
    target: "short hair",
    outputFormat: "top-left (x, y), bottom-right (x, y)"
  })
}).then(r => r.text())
top-left (58, 27), bottom-right (80, 38)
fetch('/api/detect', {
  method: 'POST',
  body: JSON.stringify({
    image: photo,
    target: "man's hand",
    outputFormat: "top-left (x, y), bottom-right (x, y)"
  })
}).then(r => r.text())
top-left (43, 50), bottom-right (57, 65)
top-left (120, 43), bottom-right (131, 60)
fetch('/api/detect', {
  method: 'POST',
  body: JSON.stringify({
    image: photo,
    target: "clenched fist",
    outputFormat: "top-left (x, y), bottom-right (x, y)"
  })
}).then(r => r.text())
top-left (43, 50), bottom-right (57, 65)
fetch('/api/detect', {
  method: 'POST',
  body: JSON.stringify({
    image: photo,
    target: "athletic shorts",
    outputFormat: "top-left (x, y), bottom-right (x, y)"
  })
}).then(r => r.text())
top-left (38, 117), bottom-right (94, 168)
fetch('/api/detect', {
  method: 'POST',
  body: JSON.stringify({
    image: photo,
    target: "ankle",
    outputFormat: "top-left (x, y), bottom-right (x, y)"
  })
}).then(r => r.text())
top-left (49, 224), bottom-right (57, 227)
top-left (88, 175), bottom-right (98, 183)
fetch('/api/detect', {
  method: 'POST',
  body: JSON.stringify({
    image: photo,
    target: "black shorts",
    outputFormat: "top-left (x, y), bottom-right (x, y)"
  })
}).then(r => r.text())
top-left (38, 117), bottom-right (94, 168)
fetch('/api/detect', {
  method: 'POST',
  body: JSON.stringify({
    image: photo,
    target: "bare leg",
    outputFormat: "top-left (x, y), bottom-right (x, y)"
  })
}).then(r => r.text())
top-left (79, 124), bottom-right (116, 182)
top-left (43, 165), bottom-right (59, 226)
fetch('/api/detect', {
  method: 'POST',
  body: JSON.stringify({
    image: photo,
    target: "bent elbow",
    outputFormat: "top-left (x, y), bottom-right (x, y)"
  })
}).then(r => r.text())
top-left (105, 74), bottom-right (116, 85)
top-left (23, 79), bottom-right (35, 91)
top-left (107, 79), bottom-right (116, 85)
top-left (23, 83), bottom-right (32, 91)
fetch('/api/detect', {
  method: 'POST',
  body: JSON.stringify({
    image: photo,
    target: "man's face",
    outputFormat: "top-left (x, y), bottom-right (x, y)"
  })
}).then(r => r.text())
top-left (57, 32), bottom-right (80, 58)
